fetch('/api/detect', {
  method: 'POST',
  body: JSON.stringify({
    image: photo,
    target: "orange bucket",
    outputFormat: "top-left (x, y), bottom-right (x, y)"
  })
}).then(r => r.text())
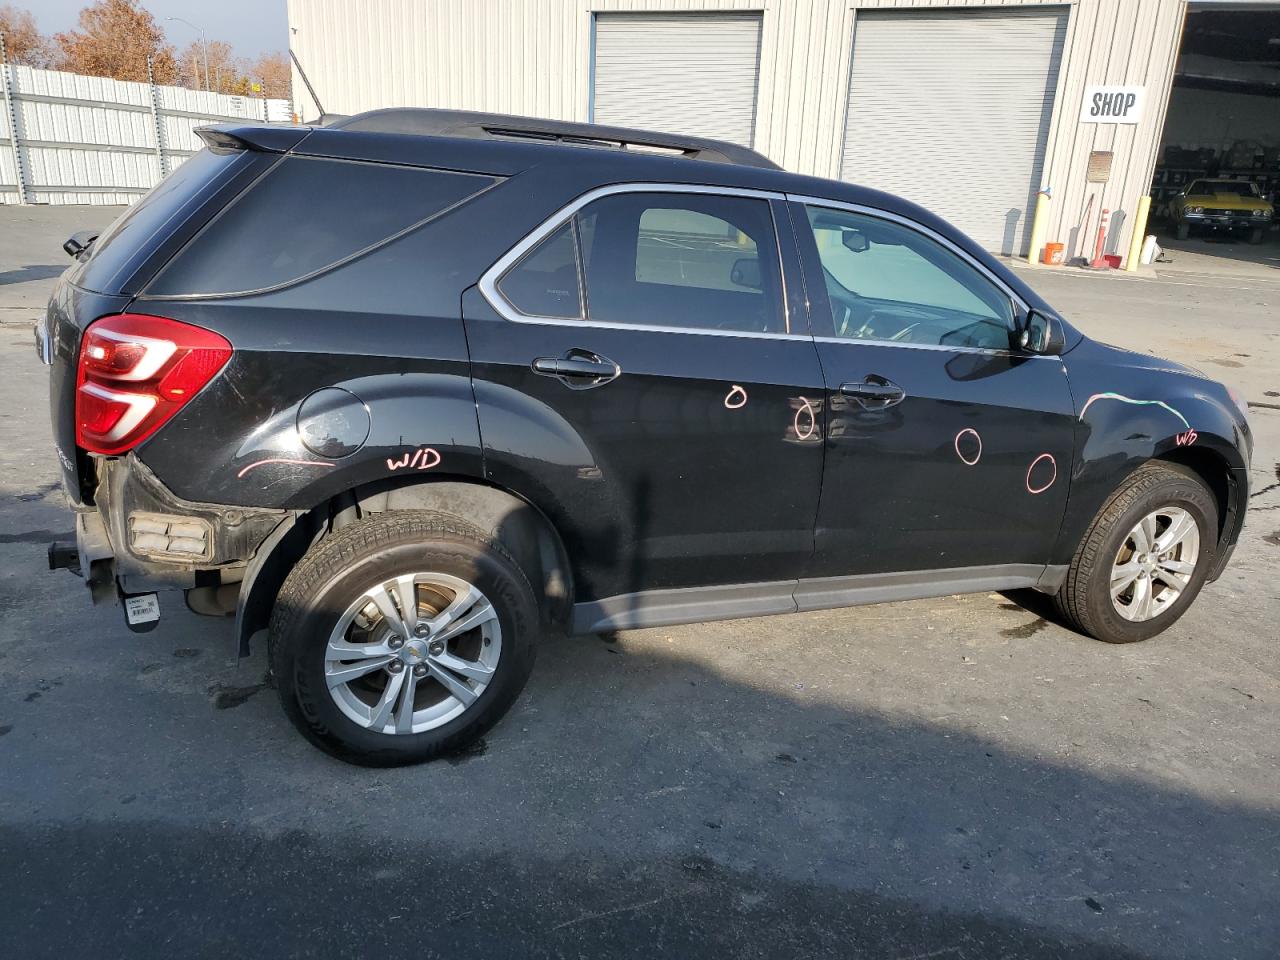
top-left (1042, 242), bottom-right (1064, 265)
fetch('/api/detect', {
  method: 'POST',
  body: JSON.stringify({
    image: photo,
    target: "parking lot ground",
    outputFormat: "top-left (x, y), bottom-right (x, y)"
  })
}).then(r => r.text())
top-left (2, 206), bottom-right (1279, 959)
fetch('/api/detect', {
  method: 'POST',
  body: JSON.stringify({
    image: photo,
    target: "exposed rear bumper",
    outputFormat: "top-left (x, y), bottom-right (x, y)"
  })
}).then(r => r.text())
top-left (48, 510), bottom-right (117, 604)
top-left (47, 453), bottom-right (290, 602)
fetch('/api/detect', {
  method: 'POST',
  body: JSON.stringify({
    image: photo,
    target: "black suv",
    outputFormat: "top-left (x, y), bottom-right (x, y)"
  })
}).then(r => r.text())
top-left (41, 110), bottom-right (1252, 766)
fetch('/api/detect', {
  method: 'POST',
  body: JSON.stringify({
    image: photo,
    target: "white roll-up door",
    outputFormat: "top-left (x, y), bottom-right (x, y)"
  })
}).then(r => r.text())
top-left (593, 13), bottom-right (763, 147)
top-left (840, 9), bottom-right (1068, 254)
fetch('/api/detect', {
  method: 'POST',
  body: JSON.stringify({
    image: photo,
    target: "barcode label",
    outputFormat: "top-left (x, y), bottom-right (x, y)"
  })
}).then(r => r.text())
top-left (124, 594), bottom-right (160, 625)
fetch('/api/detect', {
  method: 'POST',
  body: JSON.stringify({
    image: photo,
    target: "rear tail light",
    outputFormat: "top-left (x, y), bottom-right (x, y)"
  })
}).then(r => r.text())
top-left (75, 313), bottom-right (232, 455)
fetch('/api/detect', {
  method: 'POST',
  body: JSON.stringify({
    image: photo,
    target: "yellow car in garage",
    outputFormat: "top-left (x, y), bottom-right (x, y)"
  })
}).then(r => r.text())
top-left (1170, 179), bottom-right (1273, 244)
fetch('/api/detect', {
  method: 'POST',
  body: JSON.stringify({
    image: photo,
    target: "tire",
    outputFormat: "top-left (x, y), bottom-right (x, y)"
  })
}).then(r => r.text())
top-left (1175, 222), bottom-right (1190, 241)
top-left (269, 511), bottom-right (539, 766)
top-left (1054, 463), bottom-right (1217, 644)
top-left (1247, 227), bottom-right (1264, 245)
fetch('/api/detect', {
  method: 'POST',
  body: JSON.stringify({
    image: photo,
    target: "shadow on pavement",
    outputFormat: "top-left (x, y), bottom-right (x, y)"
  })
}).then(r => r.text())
top-left (0, 264), bottom-right (65, 286)
top-left (1, 616), bottom-right (1277, 958)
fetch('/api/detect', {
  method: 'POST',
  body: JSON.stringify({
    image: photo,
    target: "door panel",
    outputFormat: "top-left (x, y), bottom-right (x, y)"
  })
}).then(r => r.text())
top-left (790, 200), bottom-right (1075, 577)
top-left (464, 190), bottom-right (825, 604)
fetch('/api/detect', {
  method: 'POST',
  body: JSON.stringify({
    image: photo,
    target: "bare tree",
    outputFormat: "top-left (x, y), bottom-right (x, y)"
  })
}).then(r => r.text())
top-left (179, 39), bottom-right (237, 93)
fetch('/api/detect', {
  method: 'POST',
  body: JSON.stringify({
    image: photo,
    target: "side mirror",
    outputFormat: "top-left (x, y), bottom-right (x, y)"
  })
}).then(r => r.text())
top-left (1021, 309), bottom-right (1064, 355)
top-left (730, 257), bottom-right (762, 290)
top-left (841, 228), bottom-right (869, 253)
top-left (63, 230), bottom-right (99, 260)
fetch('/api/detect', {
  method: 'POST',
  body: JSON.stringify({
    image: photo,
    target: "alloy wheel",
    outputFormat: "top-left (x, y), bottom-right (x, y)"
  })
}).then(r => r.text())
top-left (1110, 507), bottom-right (1200, 622)
top-left (324, 572), bottom-right (502, 734)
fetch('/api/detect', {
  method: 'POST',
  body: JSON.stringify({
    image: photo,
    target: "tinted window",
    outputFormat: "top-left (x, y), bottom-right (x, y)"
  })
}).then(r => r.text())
top-left (805, 206), bottom-right (1014, 350)
top-left (576, 193), bottom-right (785, 334)
top-left (73, 149), bottom-right (240, 294)
top-left (149, 157), bottom-right (494, 296)
top-left (496, 223), bottom-right (581, 319)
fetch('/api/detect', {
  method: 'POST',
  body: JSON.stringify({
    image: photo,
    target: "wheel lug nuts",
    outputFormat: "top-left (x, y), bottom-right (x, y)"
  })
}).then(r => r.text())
top-left (388, 637), bottom-right (404, 650)
top-left (428, 640), bottom-right (444, 656)
top-left (388, 660), bottom-right (404, 673)
top-left (414, 624), bottom-right (430, 638)
top-left (413, 664), bottom-right (428, 678)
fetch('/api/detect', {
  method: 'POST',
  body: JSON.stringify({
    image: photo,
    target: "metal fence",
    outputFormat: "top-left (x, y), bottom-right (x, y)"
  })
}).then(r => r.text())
top-left (0, 57), bottom-right (291, 206)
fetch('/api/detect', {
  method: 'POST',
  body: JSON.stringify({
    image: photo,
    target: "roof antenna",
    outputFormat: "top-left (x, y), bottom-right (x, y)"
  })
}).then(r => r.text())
top-left (288, 46), bottom-right (327, 121)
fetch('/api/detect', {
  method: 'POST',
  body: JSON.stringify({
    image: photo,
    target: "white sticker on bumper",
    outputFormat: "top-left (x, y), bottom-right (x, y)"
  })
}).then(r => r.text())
top-left (124, 594), bottom-right (161, 625)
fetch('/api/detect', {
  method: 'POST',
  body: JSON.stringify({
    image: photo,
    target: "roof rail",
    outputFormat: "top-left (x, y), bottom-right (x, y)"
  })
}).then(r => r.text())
top-left (328, 108), bottom-right (781, 170)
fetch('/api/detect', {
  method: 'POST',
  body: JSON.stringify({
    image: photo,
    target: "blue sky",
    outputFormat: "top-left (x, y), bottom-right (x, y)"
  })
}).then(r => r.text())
top-left (28, 0), bottom-right (289, 60)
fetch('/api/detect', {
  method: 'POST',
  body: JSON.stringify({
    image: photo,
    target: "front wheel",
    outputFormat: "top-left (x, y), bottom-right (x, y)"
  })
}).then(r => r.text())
top-left (1054, 463), bottom-right (1217, 644)
top-left (1247, 227), bottom-right (1264, 245)
top-left (269, 512), bottom-right (538, 766)
top-left (1175, 222), bottom-right (1190, 241)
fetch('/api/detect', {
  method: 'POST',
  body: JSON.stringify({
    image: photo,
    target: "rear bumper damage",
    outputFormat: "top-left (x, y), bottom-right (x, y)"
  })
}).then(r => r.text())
top-left (48, 453), bottom-right (290, 610)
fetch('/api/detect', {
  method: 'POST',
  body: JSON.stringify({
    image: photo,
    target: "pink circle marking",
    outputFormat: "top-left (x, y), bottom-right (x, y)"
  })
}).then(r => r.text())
top-left (954, 427), bottom-right (982, 466)
top-left (794, 397), bottom-right (817, 440)
top-left (1026, 453), bottom-right (1057, 494)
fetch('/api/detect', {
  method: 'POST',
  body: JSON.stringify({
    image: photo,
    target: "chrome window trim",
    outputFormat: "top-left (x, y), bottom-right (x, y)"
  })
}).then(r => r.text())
top-left (811, 335), bottom-right (1057, 359)
top-left (785, 193), bottom-right (1031, 316)
top-left (478, 181), bottom-right (806, 339)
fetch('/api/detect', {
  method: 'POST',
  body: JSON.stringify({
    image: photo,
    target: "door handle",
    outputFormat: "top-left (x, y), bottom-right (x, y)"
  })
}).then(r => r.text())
top-left (531, 351), bottom-right (621, 389)
top-left (840, 377), bottom-right (905, 408)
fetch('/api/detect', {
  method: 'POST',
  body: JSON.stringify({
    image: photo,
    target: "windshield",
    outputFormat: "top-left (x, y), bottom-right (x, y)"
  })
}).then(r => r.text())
top-left (1186, 180), bottom-right (1261, 198)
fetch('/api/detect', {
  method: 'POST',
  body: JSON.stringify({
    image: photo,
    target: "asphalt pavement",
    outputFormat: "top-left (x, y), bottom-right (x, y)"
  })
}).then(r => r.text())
top-left (1, 204), bottom-right (1278, 959)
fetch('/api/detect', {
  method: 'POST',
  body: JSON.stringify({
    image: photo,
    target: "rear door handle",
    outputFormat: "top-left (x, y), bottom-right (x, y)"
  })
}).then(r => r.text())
top-left (840, 377), bottom-right (905, 408)
top-left (531, 351), bottom-right (621, 389)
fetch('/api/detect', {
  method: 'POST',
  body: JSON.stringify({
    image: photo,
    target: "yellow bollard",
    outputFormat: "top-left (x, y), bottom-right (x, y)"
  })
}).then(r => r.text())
top-left (1125, 195), bottom-right (1152, 272)
top-left (1026, 189), bottom-right (1050, 266)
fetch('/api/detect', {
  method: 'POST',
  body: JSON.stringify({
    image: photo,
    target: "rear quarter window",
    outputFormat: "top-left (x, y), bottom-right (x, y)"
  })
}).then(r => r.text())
top-left (72, 149), bottom-right (242, 295)
top-left (146, 156), bottom-right (496, 297)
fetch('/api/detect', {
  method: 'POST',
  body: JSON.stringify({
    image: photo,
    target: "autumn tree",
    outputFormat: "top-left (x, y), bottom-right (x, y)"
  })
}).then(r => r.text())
top-left (178, 39), bottom-right (240, 92)
top-left (0, 4), bottom-right (54, 66)
top-left (53, 0), bottom-right (177, 83)
top-left (177, 42), bottom-right (292, 100)
top-left (244, 51), bottom-right (291, 100)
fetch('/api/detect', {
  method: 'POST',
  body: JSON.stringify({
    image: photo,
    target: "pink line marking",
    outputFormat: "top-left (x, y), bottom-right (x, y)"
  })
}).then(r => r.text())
top-left (1025, 453), bottom-right (1057, 495)
top-left (794, 396), bottom-right (817, 440)
top-left (236, 457), bottom-right (335, 479)
top-left (954, 427), bottom-right (982, 466)
top-left (724, 385), bottom-right (748, 410)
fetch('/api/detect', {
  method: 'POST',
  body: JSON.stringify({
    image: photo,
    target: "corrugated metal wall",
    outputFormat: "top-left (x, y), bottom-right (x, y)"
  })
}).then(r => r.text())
top-left (0, 64), bottom-right (292, 205)
top-left (287, 0), bottom-right (1187, 259)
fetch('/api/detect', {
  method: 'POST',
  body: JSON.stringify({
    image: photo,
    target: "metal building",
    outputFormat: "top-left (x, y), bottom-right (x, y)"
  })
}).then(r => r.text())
top-left (284, 0), bottom-right (1233, 263)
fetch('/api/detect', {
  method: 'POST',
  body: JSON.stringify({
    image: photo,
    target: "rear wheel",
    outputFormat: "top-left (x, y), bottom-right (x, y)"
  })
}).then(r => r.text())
top-left (1054, 463), bottom-right (1217, 644)
top-left (269, 512), bottom-right (538, 766)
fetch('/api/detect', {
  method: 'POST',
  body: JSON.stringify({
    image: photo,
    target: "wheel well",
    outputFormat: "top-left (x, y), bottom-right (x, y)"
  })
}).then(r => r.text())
top-left (348, 476), bottom-right (573, 626)
top-left (1154, 447), bottom-right (1236, 541)
top-left (237, 476), bottom-right (574, 655)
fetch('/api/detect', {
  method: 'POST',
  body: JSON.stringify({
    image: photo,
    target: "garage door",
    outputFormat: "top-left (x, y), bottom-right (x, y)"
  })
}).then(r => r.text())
top-left (593, 13), bottom-right (763, 147)
top-left (840, 9), bottom-right (1068, 254)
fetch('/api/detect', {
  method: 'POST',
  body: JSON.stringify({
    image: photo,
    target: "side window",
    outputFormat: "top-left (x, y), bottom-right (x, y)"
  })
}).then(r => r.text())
top-left (804, 206), bottom-right (1015, 350)
top-left (581, 193), bottom-right (785, 334)
top-left (148, 156), bottom-right (495, 296)
top-left (497, 223), bottom-right (582, 319)
top-left (496, 191), bottom-right (786, 334)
